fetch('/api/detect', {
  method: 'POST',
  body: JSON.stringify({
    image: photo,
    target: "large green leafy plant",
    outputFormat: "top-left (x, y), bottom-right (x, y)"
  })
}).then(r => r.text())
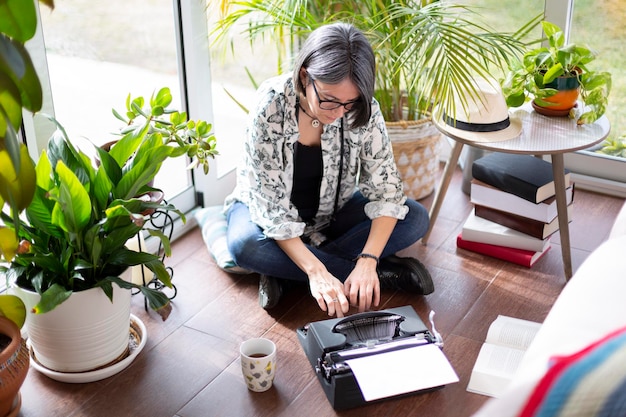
top-left (0, 0), bottom-right (50, 255)
top-left (0, 0), bottom-right (53, 329)
top-left (211, 0), bottom-right (538, 122)
top-left (0, 88), bottom-right (218, 320)
top-left (502, 21), bottom-right (612, 125)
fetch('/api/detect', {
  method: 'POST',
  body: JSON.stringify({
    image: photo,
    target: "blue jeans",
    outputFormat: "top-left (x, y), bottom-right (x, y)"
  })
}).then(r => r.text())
top-left (225, 192), bottom-right (429, 282)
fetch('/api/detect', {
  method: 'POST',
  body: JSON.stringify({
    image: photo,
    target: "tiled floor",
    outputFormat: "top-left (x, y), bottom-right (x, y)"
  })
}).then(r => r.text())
top-left (17, 166), bottom-right (625, 417)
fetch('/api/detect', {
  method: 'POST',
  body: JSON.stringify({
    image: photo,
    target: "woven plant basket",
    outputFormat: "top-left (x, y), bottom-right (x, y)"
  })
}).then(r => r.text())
top-left (387, 117), bottom-right (442, 200)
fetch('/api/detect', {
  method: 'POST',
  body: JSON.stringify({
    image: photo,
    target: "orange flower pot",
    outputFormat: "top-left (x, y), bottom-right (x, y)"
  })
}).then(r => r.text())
top-left (0, 318), bottom-right (29, 417)
top-left (532, 74), bottom-right (581, 116)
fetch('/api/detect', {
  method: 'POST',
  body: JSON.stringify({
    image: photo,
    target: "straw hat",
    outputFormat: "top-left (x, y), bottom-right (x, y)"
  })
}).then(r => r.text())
top-left (433, 78), bottom-right (521, 142)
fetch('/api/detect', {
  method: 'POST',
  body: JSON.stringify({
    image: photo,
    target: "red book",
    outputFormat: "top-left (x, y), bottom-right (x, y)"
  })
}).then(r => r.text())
top-left (456, 234), bottom-right (551, 268)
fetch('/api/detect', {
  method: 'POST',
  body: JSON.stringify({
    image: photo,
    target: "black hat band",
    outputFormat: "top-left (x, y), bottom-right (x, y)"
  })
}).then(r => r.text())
top-left (443, 112), bottom-right (511, 133)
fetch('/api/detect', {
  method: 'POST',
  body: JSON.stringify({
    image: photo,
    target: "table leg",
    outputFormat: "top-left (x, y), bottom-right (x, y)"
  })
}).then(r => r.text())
top-left (422, 141), bottom-right (464, 244)
top-left (550, 154), bottom-right (572, 280)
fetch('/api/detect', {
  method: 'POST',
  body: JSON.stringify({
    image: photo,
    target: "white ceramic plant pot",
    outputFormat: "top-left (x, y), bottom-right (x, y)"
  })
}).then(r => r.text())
top-left (15, 283), bottom-right (131, 373)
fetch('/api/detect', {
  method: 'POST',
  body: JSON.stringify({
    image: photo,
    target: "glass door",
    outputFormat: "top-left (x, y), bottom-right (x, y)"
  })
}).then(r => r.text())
top-left (37, 0), bottom-right (194, 211)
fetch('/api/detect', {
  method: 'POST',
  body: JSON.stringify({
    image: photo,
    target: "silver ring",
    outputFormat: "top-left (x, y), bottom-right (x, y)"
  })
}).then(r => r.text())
top-left (331, 298), bottom-right (338, 302)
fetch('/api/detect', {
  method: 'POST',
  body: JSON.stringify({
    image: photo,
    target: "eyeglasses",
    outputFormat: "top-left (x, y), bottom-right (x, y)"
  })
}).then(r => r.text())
top-left (309, 75), bottom-right (359, 111)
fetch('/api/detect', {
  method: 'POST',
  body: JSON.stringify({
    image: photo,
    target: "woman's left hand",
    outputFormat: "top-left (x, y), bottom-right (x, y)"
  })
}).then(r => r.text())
top-left (344, 257), bottom-right (380, 312)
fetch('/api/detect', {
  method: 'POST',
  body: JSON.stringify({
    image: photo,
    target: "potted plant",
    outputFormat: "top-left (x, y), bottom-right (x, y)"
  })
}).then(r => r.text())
top-left (502, 20), bottom-right (612, 125)
top-left (0, 294), bottom-right (29, 416)
top-left (0, 87), bottom-right (218, 374)
top-left (210, 0), bottom-right (538, 198)
top-left (597, 134), bottom-right (626, 158)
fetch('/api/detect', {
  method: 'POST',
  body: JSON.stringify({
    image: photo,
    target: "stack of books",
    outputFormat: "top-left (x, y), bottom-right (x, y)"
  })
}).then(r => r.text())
top-left (457, 153), bottom-right (574, 268)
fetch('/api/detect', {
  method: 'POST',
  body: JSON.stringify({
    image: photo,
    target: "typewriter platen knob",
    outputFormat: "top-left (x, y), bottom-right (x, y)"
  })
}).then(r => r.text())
top-left (429, 310), bottom-right (444, 348)
top-left (316, 357), bottom-right (334, 381)
top-left (315, 358), bottom-right (322, 375)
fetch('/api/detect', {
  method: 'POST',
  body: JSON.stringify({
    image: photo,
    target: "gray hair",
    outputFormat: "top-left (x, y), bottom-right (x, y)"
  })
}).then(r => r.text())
top-left (292, 23), bottom-right (375, 129)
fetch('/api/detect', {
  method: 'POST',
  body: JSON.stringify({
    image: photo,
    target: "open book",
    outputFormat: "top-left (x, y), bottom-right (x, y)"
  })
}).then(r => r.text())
top-left (467, 315), bottom-right (542, 397)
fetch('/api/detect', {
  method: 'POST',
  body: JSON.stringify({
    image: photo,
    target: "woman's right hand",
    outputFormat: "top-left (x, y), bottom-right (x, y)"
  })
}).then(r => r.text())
top-left (308, 270), bottom-right (350, 318)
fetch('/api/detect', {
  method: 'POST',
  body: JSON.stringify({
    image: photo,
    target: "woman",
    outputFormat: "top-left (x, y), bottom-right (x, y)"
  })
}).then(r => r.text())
top-left (224, 22), bottom-right (432, 318)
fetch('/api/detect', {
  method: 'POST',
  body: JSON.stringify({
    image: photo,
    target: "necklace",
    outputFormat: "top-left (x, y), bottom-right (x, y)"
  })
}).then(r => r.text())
top-left (299, 104), bottom-right (320, 128)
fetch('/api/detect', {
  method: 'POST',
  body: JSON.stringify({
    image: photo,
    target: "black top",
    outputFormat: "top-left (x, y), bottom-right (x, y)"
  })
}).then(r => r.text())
top-left (291, 141), bottom-right (323, 223)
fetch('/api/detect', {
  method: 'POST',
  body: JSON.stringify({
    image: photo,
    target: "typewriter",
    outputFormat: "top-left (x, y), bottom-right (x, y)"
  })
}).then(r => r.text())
top-left (297, 305), bottom-right (447, 410)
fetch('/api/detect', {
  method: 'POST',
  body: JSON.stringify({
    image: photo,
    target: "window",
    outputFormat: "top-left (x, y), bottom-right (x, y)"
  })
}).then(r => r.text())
top-left (460, 0), bottom-right (626, 197)
top-left (25, 0), bottom-right (624, 211)
top-left (25, 0), bottom-right (236, 237)
top-left (566, 1), bottom-right (626, 193)
top-left (38, 1), bottom-right (193, 205)
top-left (571, 1), bottom-right (624, 140)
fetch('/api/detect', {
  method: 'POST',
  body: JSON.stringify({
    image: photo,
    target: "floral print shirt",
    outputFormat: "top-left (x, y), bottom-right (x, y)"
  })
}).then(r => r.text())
top-left (224, 74), bottom-right (408, 240)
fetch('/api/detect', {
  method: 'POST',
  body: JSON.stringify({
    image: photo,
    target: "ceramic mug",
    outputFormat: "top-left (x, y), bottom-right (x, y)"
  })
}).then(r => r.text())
top-left (240, 338), bottom-right (276, 392)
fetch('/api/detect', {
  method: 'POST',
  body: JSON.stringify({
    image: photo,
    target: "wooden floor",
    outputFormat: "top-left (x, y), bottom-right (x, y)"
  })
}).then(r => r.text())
top-left (18, 166), bottom-right (625, 417)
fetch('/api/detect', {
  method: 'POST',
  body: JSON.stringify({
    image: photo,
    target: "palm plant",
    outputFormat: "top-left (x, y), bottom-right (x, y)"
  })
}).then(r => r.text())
top-left (210, 0), bottom-right (540, 122)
